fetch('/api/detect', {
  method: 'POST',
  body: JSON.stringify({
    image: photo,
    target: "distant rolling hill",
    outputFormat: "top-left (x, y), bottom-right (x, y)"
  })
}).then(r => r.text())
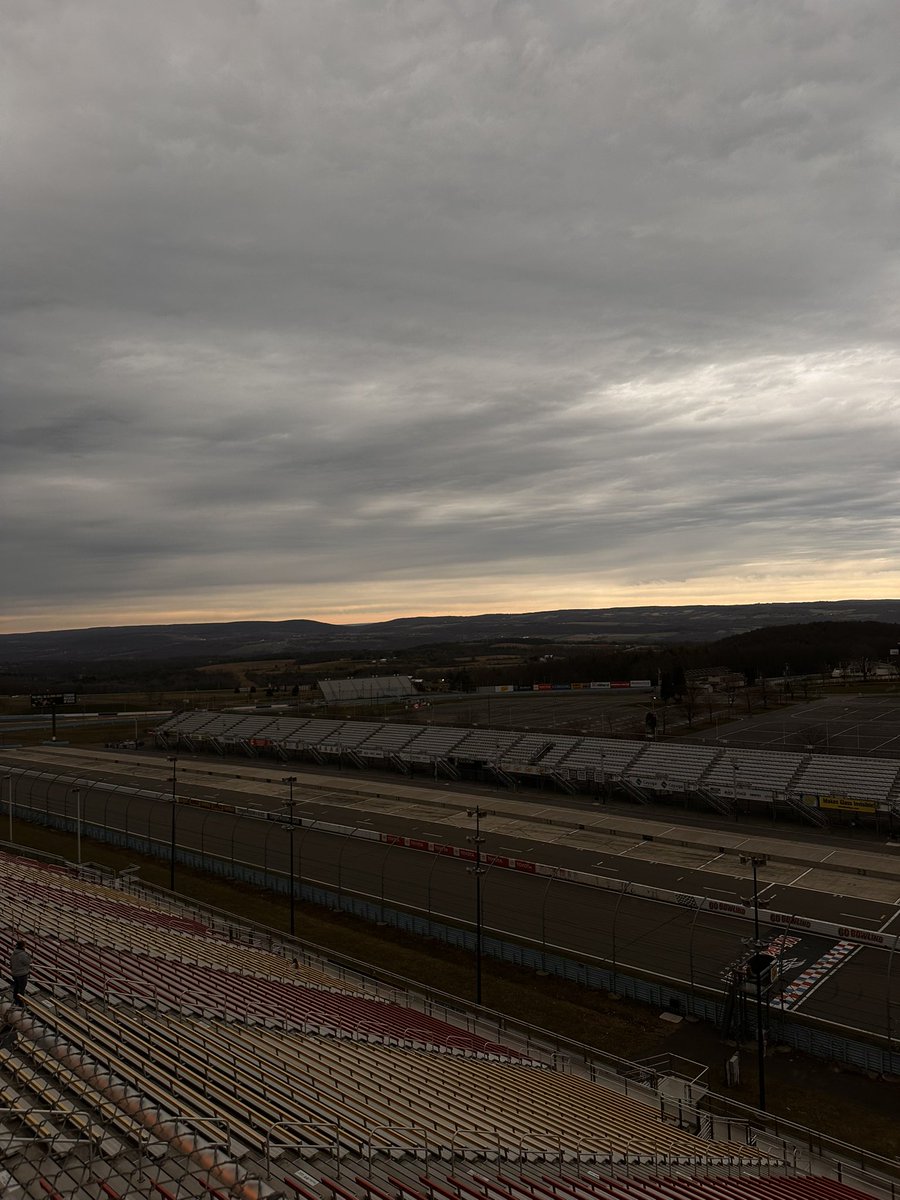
top-left (2, 600), bottom-right (900, 664)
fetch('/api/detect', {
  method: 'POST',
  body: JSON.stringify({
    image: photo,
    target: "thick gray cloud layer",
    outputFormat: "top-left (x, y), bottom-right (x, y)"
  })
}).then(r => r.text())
top-left (3, 1), bottom-right (899, 631)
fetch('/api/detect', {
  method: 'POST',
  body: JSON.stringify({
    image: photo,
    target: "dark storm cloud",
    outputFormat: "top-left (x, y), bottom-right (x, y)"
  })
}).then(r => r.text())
top-left (2, 0), bottom-right (899, 630)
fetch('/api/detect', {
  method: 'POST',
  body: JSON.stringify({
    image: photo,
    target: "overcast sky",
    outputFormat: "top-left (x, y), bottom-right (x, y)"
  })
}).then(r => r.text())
top-left (3, 1), bottom-right (899, 634)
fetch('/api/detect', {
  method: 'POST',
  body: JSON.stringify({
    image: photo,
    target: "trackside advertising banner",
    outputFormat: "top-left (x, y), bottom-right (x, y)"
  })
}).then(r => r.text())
top-left (8, 766), bottom-right (896, 953)
top-left (373, 828), bottom-right (900, 952)
top-left (482, 680), bottom-right (653, 693)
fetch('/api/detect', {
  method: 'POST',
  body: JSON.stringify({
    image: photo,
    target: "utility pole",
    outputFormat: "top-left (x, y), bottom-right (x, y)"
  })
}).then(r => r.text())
top-left (740, 852), bottom-right (770, 1111)
top-left (467, 806), bottom-right (486, 1005)
top-left (168, 756), bottom-right (178, 891)
top-left (282, 775), bottom-right (298, 937)
top-left (74, 787), bottom-right (82, 867)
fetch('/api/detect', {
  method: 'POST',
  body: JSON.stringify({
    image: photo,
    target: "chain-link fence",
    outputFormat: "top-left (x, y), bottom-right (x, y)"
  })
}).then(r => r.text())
top-left (4, 765), bottom-right (900, 1077)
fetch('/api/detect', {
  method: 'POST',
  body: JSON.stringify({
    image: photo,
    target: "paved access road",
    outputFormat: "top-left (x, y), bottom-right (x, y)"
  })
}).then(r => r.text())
top-left (3, 744), bottom-right (899, 1046)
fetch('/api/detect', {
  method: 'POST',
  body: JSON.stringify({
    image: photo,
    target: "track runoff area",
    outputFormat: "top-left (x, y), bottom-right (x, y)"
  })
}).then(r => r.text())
top-left (6, 729), bottom-right (900, 1057)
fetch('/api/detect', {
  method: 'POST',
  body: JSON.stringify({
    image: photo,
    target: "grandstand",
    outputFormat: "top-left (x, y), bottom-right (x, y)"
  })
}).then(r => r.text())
top-left (318, 677), bottom-right (418, 705)
top-left (0, 849), bottom-right (892, 1199)
top-left (157, 712), bottom-right (900, 825)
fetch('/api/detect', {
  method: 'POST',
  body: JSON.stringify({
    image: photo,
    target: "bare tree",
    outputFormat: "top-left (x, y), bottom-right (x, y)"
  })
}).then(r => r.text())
top-left (681, 681), bottom-right (702, 727)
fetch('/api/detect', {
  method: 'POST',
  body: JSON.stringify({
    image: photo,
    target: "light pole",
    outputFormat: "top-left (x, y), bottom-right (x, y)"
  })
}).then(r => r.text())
top-left (5, 775), bottom-right (11, 844)
top-left (467, 806), bottom-right (486, 1006)
top-left (730, 761), bottom-right (740, 809)
top-left (282, 775), bottom-right (298, 937)
top-left (74, 787), bottom-right (82, 866)
top-left (168, 756), bottom-right (177, 891)
top-left (740, 852), bottom-right (769, 1111)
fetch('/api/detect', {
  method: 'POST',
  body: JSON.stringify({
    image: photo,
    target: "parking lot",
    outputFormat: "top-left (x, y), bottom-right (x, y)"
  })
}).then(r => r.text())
top-left (409, 689), bottom-right (900, 761)
top-left (409, 690), bottom-right (655, 738)
top-left (712, 694), bottom-right (900, 759)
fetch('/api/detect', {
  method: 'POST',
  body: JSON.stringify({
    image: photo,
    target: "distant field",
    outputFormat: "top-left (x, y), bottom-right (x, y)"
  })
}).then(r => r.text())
top-left (195, 655), bottom-right (414, 686)
top-left (195, 657), bottom-right (298, 674)
top-left (194, 658), bottom-right (299, 687)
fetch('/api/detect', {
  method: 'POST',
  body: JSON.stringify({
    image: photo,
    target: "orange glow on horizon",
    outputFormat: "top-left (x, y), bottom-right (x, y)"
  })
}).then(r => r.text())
top-left (3, 575), bottom-right (897, 637)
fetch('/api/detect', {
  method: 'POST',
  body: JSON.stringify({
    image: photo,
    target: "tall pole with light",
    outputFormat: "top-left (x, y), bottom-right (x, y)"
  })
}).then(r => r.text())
top-left (467, 806), bottom-right (486, 1005)
top-left (282, 775), bottom-right (298, 937)
top-left (5, 775), bottom-right (12, 845)
top-left (730, 761), bottom-right (740, 808)
top-left (74, 787), bottom-right (82, 866)
top-left (740, 852), bottom-right (769, 1111)
top-left (168, 755), bottom-right (178, 891)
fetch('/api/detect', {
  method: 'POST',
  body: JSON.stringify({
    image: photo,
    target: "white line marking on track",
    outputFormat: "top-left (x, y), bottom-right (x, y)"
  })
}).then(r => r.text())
top-left (787, 867), bottom-right (813, 886)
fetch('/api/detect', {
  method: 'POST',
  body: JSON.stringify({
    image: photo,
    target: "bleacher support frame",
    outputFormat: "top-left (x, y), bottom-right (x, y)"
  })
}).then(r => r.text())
top-left (550, 773), bottom-right (578, 795)
top-left (697, 789), bottom-right (736, 817)
top-left (485, 764), bottom-right (516, 790)
top-left (780, 794), bottom-right (829, 827)
top-left (620, 779), bottom-right (652, 804)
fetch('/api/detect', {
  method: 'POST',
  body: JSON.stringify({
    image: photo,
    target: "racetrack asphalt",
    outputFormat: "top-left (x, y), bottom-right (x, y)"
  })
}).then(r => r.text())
top-left (2, 743), bottom-right (899, 1047)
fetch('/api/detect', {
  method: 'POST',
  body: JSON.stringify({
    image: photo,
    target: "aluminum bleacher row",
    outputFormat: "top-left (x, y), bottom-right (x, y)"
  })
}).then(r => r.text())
top-left (1, 850), bottom-right (881, 1199)
top-left (157, 712), bottom-right (900, 810)
top-left (370, 1174), bottom-right (878, 1200)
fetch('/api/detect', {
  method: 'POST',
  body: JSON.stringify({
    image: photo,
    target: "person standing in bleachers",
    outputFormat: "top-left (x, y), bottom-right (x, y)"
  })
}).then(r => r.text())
top-left (9, 941), bottom-right (31, 1004)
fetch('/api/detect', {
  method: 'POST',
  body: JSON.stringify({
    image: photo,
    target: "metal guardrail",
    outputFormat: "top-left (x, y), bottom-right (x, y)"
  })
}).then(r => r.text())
top-left (116, 878), bottom-right (900, 1185)
top-left (6, 790), bottom-right (900, 1076)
